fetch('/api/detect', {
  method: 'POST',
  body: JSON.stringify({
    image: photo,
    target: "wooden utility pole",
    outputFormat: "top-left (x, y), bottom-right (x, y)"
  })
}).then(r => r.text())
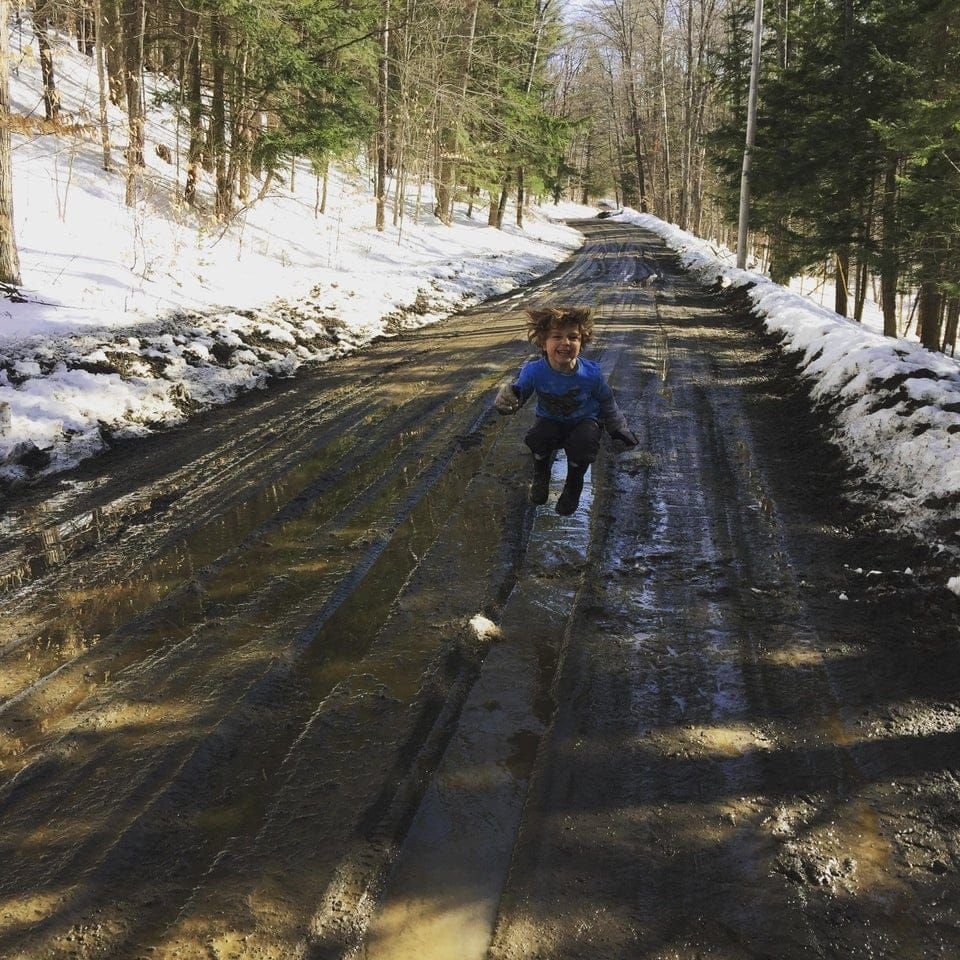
top-left (736, 0), bottom-right (762, 269)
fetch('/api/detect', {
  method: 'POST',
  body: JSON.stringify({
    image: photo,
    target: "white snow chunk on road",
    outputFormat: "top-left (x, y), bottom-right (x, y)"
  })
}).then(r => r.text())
top-left (469, 614), bottom-right (501, 641)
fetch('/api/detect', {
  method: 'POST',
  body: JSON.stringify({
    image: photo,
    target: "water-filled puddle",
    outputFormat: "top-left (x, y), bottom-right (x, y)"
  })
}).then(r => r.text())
top-left (360, 461), bottom-right (593, 960)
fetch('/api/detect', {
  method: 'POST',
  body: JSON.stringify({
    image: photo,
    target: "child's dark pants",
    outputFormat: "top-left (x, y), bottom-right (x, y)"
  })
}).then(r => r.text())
top-left (524, 417), bottom-right (601, 464)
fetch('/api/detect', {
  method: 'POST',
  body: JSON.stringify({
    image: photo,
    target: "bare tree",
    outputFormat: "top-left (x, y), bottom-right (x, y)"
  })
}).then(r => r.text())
top-left (579, 0), bottom-right (723, 224)
top-left (0, 0), bottom-right (21, 285)
top-left (36, 1), bottom-right (61, 121)
top-left (653, 0), bottom-right (672, 221)
top-left (93, 0), bottom-right (112, 170)
top-left (593, 0), bottom-right (650, 210)
top-left (122, 0), bottom-right (145, 206)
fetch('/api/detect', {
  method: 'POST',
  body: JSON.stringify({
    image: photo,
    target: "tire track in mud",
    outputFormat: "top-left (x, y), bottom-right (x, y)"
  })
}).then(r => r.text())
top-left (0, 422), bottom-right (502, 958)
top-left (0, 374), bottom-right (516, 956)
top-left (0, 400), bottom-right (480, 812)
top-left (10, 221), bottom-right (952, 960)
top-left (0, 234), bottom-right (636, 959)
top-left (488, 229), bottom-right (960, 960)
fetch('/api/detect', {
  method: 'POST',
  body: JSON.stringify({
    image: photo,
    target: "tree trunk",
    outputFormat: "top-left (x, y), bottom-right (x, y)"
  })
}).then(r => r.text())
top-left (516, 166), bottom-right (525, 228)
top-left (183, 8), bottom-right (203, 206)
top-left (101, 0), bottom-right (124, 105)
top-left (210, 13), bottom-right (231, 220)
top-left (76, 1), bottom-right (95, 55)
top-left (606, 70), bottom-right (629, 205)
top-left (854, 255), bottom-right (868, 322)
top-left (0, 0), bottom-right (21, 285)
top-left (37, 14), bottom-right (61, 121)
top-left (375, 1), bottom-right (389, 231)
top-left (767, 227), bottom-right (792, 285)
top-left (227, 37), bottom-right (250, 204)
top-left (252, 112), bottom-right (265, 180)
top-left (691, 141), bottom-right (705, 233)
top-left (319, 158), bottom-right (329, 216)
top-left (435, 0), bottom-right (480, 225)
top-left (93, 0), bottom-right (112, 171)
top-left (515, 0), bottom-right (550, 229)
top-left (496, 176), bottom-right (510, 229)
top-left (942, 296), bottom-right (959, 356)
top-left (434, 157), bottom-right (453, 224)
top-left (581, 138), bottom-right (591, 205)
top-left (255, 169), bottom-right (275, 204)
top-left (833, 246), bottom-right (849, 318)
top-left (657, 0), bottom-right (672, 222)
top-left (122, 0), bottom-right (145, 206)
top-left (690, 0), bottom-right (719, 233)
top-left (679, 0), bottom-right (693, 228)
top-left (918, 280), bottom-right (943, 352)
top-left (626, 81), bottom-right (648, 211)
top-left (879, 155), bottom-right (899, 337)
top-left (393, 136), bottom-right (406, 227)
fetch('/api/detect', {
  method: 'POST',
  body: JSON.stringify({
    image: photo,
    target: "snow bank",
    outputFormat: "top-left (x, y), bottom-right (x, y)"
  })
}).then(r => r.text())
top-left (614, 209), bottom-right (960, 578)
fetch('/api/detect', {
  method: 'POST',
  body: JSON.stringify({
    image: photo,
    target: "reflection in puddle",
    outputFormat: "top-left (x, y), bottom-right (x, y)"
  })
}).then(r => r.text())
top-left (0, 414), bottom-right (451, 733)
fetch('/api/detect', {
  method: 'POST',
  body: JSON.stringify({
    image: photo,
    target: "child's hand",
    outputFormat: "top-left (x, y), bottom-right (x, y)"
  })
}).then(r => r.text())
top-left (494, 383), bottom-right (521, 415)
top-left (610, 427), bottom-right (639, 450)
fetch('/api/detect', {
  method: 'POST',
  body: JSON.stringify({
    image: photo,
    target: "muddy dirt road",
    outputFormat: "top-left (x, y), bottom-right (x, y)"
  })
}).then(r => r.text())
top-left (1, 220), bottom-right (959, 960)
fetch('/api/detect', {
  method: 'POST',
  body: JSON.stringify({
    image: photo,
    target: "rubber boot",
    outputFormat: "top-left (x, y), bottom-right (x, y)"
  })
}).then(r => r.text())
top-left (530, 454), bottom-right (552, 505)
top-left (555, 462), bottom-right (588, 516)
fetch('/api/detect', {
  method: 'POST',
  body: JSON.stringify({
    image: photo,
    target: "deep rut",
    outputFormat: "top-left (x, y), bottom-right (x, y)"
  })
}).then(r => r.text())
top-left (0, 231), bottom-right (632, 959)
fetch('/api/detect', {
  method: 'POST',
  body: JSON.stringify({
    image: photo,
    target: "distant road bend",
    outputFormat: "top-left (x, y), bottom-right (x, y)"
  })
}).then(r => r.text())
top-left (1, 220), bottom-right (959, 960)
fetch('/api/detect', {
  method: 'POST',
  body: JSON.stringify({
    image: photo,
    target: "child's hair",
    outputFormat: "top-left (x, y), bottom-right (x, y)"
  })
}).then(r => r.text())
top-left (525, 306), bottom-right (594, 346)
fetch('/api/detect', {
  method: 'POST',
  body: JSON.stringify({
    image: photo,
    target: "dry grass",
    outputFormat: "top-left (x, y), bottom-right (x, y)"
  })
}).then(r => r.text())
top-left (2, 112), bottom-right (99, 140)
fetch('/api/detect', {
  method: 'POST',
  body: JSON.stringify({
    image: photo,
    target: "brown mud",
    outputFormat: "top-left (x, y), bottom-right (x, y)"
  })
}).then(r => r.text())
top-left (0, 221), bottom-right (958, 960)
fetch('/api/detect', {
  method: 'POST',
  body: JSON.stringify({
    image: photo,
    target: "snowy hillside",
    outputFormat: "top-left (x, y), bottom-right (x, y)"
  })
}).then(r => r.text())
top-left (0, 22), bottom-right (586, 480)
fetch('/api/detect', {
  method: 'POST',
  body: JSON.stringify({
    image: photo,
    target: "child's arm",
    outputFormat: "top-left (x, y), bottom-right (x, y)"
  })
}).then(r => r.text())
top-left (597, 383), bottom-right (638, 447)
top-left (494, 364), bottom-right (535, 415)
top-left (495, 381), bottom-right (523, 414)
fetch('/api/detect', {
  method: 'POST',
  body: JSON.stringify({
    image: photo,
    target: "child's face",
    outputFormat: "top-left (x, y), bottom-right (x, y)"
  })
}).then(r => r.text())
top-left (542, 323), bottom-right (583, 373)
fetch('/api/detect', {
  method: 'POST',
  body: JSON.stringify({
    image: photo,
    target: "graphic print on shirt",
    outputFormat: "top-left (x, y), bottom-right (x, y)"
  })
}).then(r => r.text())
top-left (539, 387), bottom-right (583, 418)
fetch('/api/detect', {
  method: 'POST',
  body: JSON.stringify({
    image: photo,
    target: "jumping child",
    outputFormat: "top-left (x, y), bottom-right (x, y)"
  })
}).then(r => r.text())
top-left (494, 306), bottom-right (638, 515)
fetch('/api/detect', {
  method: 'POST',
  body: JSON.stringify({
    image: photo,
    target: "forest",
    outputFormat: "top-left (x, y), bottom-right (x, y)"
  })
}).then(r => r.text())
top-left (0, 0), bottom-right (958, 352)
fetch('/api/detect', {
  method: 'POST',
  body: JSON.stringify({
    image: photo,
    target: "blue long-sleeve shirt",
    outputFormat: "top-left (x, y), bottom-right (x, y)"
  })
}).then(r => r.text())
top-left (513, 356), bottom-right (627, 432)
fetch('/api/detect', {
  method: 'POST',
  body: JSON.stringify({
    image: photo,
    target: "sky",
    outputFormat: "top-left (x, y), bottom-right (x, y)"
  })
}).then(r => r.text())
top-left (2, 21), bottom-right (959, 593)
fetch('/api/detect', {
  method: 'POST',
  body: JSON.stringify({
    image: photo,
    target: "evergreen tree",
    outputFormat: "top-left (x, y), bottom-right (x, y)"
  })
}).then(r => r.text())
top-left (713, 0), bottom-right (885, 308)
top-left (710, 0), bottom-right (959, 348)
top-left (873, 0), bottom-right (960, 349)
